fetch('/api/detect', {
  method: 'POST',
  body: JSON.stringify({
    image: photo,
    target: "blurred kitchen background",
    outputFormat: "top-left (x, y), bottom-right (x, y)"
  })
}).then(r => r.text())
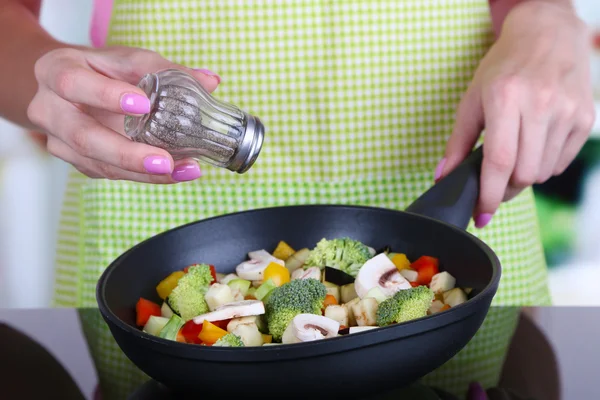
top-left (0, 0), bottom-right (600, 309)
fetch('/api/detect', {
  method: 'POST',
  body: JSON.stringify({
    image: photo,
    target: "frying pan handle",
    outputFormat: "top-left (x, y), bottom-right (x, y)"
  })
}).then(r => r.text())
top-left (405, 146), bottom-right (483, 230)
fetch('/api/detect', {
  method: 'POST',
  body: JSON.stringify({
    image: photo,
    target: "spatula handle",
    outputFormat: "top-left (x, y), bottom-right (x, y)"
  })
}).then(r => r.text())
top-left (405, 146), bottom-right (483, 230)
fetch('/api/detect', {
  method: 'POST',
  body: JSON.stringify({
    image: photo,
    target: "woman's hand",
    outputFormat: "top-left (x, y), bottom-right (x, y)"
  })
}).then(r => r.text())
top-left (437, 0), bottom-right (596, 228)
top-left (27, 46), bottom-right (221, 183)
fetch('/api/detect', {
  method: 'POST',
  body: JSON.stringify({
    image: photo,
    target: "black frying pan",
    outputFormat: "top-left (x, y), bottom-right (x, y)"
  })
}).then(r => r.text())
top-left (97, 146), bottom-right (501, 399)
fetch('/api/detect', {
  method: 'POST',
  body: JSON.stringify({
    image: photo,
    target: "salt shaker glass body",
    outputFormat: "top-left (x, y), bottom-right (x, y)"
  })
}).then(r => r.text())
top-left (124, 69), bottom-right (264, 174)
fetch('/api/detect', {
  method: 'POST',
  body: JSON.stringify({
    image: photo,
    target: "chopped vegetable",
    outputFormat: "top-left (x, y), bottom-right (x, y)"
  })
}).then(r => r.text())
top-left (411, 256), bottom-right (440, 286)
top-left (264, 278), bottom-right (327, 342)
top-left (231, 323), bottom-right (263, 346)
top-left (429, 271), bottom-right (456, 293)
top-left (205, 283), bottom-right (235, 311)
top-left (324, 305), bottom-right (349, 327)
top-left (161, 302), bottom-right (174, 318)
top-left (281, 314), bottom-right (340, 344)
top-left (143, 315), bottom-right (169, 336)
top-left (213, 333), bottom-right (245, 347)
top-left (167, 264), bottom-right (214, 321)
top-left (304, 237), bottom-right (373, 277)
top-left (176, 329), bottom-right (186, 343)
top-left (376, 286), bottom-right (434, 327)
top-left (272, 241), bottom-right (296, 261)
top-left (323, 281), bottom-right (341, 303)
top-left (399, 269), bottom-right (418, 283)
top-left (351, 298), bottom-right (379, 326)
top-left (227, 279), bottom-right (252, 297)
top-left (390, 253), bottom-right (411, 271)
top-left (355, 253), bottom-right (411, 299)
top-left (197, 320), bottom-right (228, 345)
top-left (156, 271), bottom-right (185, 300)
top-left (349, 326), bottom-right (377, 334)
top-left (262, 334), bottom-right (272, 343)
top-left (255, 279), bottom-right (277, 301)
top-left (323, 267), bottom-right (355, 286)
top-left (443, 288), bottom-right (468, 307)
top-left (340, 283), bottom-right (358, 303)
top-left (136, 298), bottom-right (161, 327)
top-left (291, 266), bottom-right (321, 281)
top-left (158, 315), bottom-right (185, 341)
top-left (181, 320), bottom-right (203, 344)
top-left (285, 248), bottom-right (311, 272)
top-left (263, 262), bottom-right (291, 287)
top-left (323, 293), bottom-right (338, 308)
top-left (365, 287), bottom-right (388, 304)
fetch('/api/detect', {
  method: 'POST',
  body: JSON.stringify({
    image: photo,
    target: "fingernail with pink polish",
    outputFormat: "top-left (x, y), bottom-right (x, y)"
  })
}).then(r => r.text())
top-left (193, 68), bottom-right (221, 83)
top-left (143, 156), bottom-right (171, 174)
top-left (475, 213), bottom-right (493, 229)
top-left (434, 158), bottom-right (447, 181)
top-left (171, 162), bottom-right (202, 182)
top-left (120, 93), bottom-right (150, 114)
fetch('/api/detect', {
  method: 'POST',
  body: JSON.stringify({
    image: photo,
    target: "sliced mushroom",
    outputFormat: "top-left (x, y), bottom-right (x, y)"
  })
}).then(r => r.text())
top-left (236, 251), bottom-right (285, 281)
top-left (349, 326), bottom-right (378, 334)
top-left (247, 249), bottom-right (285, 265)
top-left (291, 266), bottom-right (321, 281)
top-left (355, 253), bottom-right (411, 298)
top-left (192, 300), bottom-right (265, 324)
top-left (291, 314), bottom-right (340, 342)
top-left (235, 259), bottom-right (269, 281)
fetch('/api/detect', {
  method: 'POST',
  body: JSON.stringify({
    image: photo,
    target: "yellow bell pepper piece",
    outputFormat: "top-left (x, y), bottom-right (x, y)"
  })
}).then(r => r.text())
top-left (156, 271), bottom-right (185, 300)
top-left (391, 254), bottom-right (411, 271)
top-left (272, 241), bottom-right (295, 261)
top-left (262, 334), bottom-right (273, 344)
top-left (263, 262), bottom-right (291, 287)
top-left (198, 320), bottom-right (228, 345)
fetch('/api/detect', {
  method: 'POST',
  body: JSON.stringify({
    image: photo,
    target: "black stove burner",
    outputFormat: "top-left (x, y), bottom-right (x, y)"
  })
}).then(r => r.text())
top-left (128, 380), bottom-right (459, 400)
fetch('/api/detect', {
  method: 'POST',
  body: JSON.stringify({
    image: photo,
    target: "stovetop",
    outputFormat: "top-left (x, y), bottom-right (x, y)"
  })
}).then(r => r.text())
top-left (128, 380), bottom-right (459, 400)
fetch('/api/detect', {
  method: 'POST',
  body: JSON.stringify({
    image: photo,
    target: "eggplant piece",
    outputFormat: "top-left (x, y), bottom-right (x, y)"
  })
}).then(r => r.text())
top-left (338, 327), bottom-right (350, 335)
top-left (375, 245), bottom-right (392, 255)
top-left (323, 266), bottom-right (355, 286)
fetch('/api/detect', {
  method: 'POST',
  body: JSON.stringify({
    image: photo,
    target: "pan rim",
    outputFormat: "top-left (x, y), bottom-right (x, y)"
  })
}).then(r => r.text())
top-left (97, 204), bottom-right (501, 362)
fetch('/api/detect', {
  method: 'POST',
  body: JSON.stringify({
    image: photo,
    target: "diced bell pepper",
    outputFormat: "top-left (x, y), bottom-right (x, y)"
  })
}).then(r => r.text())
top-left (156, 271), bottom-right (185, 300)
top-left (136, 297), bottom-right (162, 327)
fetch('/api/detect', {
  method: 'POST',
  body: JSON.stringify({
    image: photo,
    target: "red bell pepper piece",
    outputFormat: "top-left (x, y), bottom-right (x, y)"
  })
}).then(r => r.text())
top-left (410, 256), bottom-right (439, 270)
top-left (135, 298), bottom-right (161, 327)
top-left (181, 320), bottom-right (204, 344)
top-left (209, 265), bottom-right (217, 284)
top-left (410, 256), bottom-right (440, 286)
top-left (212, 319), bottom-right (231, 330)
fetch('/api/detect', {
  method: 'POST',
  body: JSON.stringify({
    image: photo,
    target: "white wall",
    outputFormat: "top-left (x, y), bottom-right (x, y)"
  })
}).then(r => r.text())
top-left (0, 0), bottom-right (93, 308)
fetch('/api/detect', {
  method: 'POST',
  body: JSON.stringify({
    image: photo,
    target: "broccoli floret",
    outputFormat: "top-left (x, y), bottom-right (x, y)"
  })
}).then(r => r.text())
top-left (304, 237), bottom-right (372, 277)
top-left (167, 264), bottom-right (213, 321)
top-left (376, 286), bottom-right (435, 327)
top-left (264, 278), bottom-right (327, 342)
top-left (213, 333), bottom-right (245, 347)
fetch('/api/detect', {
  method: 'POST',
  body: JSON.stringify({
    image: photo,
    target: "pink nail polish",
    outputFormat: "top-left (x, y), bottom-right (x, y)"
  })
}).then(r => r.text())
top-left (434, 158), bottom-right (447, 182)
top-left (193, 68), bottom-right (221, 83)
top-left (475, 213), bottom-right (493, 229)
top-left (143, 156), bottom-right (171, 174)
top-left (120, 93), bottom-right (151, 114)
top-left (171, 162), bottom-right (202, 182)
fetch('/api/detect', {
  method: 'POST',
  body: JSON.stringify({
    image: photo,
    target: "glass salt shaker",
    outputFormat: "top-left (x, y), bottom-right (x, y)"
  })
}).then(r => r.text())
top-left (124, 69), bottom-right (265, 174)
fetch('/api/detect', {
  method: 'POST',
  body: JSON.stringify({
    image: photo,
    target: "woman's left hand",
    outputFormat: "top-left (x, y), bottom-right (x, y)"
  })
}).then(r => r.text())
top-left (437, 0), bottom-right (596, 228)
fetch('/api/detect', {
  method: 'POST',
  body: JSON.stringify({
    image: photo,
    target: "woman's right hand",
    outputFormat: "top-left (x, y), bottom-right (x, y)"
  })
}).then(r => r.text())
top-left (27, 46), bottom-right (221, 183)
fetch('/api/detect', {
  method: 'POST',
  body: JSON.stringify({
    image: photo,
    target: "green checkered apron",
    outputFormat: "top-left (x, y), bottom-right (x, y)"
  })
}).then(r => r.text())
top-left (53, 1), bottom-right (552, 398)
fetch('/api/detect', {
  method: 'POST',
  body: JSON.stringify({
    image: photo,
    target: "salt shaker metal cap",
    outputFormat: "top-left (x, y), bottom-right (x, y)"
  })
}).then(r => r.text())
top-left (124, 69), bottom-right (264, 174)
